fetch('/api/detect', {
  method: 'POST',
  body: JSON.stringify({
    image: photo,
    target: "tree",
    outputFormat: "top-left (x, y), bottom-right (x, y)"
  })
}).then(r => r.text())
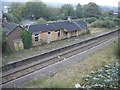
top-left (9, 3), bottom-right (25, 22)
top-left (101, 11), bottom-right (110, 17)
top-left (75, 3), bottom-right (83, 18)
top-left (45, 7), bottom-right (61, 20)
top-left (82, 2), bottom-right (101, 18)
top-left (2, 29), bottom-right (11, 54)
top-left (3, 13), bottom-right (19, 23)
top-left (61, 4), bottom-right (75, 19)
top-left (21, 30), bottom-right (32, 49)
top-left (24, 1), bottom-right (47, 20)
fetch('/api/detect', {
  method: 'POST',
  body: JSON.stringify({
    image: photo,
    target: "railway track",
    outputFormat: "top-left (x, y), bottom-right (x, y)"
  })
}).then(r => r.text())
top-left (1, 29), bottom-right (120, 86)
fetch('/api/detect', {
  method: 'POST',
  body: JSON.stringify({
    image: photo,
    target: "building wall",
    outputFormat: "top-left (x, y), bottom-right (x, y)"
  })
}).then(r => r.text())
top-left (7, 26), bottom-right (24, 51)
top-left (32, 29), bottom-right (86, 46)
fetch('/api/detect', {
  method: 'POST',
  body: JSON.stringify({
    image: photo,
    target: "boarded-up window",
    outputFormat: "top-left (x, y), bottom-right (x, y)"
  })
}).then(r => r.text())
top-left (13, 39), bottom-right (24, 51)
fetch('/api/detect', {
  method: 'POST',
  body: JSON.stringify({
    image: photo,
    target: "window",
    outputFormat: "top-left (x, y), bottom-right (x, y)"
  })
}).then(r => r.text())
top-left (35, 34), bottom-right (38, 36)
top-left (65, 32), bottom-right (68, 35)
top-left (35, 37), bottom-right (38, 41)
top-left (34, 33), bottom-right (39, 42)
top-left (48, 32), bottom-right (51, 34)
top-left (58, 31), bottom-right (60, 37)
top-left (75, 30), bottom-right (77, 33)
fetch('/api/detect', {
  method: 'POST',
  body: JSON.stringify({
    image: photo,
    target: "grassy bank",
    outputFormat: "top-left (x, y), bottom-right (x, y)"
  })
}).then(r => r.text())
top-left (23, 39), bottom-right (117, 88)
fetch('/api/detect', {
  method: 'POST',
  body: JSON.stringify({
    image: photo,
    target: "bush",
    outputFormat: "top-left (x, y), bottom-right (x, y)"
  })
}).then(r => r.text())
top-left (91, 19), bottom-right (115, 28)
top-left (112, 18), bottom-right (120, 25)
top-left (90, 20), bottom-right (103, 28)
top-left (37, 18), bottom-right (47, 24)
top-left (114, 41), bottom-right (120, 59)
top-left (86, 29), bottom-right (91, 34)
top-left (81, 62), bottom-right (119, 89)
top-left (21, 30), bottom-right (32, 49)
top-left (86, 17), bottom-right (97, 23)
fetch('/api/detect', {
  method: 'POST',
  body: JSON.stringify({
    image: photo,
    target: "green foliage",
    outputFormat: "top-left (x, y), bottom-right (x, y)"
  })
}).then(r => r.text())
top-left (2, 30), bottom-right (12, 54)
top-left (37, 18), bottom-right (47, 24)
top-left (91, 19), bottom-right (115, 28)
top-left (86, 29), bottom-right (91, 34)
top-left (82, 2), bottom-right (101, 18)
top-left (21, 30), bottom-right (32, 49)
top-left (90, 20), bottom-right (103, 28)
top-left (24, 1), bottom-right (47, 19)
top-left (45, 7), bottom-right (61, 21)
top-left (3, 13), bottom-right (19, 23)
top-left (114, 41), bottom-right (120, 59)
top-left (7, 1), bottom-right (106, 21)
top-left (86, 17), bottom-right (97, 23)
top-left (101, 11), bottom-right (110, 17)
top-left (75, 4), bottom-right (83, 18)
top-left (112, 17), bottom-right (120, 25)
top-left (61, 4), bottom-right (75, 19)
top-left (82, 62), bottom-right (119, 88)
top-left (8, 3), bottom-right (25, 22)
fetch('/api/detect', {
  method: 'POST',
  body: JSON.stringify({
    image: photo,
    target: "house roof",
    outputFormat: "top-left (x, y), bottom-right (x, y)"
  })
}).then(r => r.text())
top-left (28, 20), bottom-right (87, 33)
top-left (2, 22), bottom-right (21, 36)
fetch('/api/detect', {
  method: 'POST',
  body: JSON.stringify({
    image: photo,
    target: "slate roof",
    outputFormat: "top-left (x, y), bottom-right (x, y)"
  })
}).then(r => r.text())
top-left (2, 22), bottom-right (20, 35)
top-left (28, 20), bottom-right (87, 33)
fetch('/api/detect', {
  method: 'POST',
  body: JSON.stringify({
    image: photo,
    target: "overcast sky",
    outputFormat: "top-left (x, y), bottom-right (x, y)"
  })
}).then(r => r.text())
top-left (2, 0), bottom-right (120, 7)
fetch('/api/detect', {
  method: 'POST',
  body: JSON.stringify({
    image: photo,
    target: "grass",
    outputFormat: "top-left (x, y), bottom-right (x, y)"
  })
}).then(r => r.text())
top-left (2, 27), bottom-right (115, 65)
top-left (23, 40), bottom-right (117, 88)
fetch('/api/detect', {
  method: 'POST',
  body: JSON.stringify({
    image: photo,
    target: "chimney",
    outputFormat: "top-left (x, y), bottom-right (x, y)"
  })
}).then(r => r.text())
top-left (67, 16), bottom-right (72, 22)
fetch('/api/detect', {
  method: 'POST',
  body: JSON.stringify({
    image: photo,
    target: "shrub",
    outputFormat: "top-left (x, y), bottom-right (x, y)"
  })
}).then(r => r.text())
top-left (112, 18), bottom-right (120, 25)
top-left (37, 18), bottom-right (47, 24)
top-left (86, 17), bottom-right (97, 23)
top-left (86, 29), bottom-right (91, 34)
top-left (114, 41), bottom-right (120, 59)
top-left (91, 19), bottom-right (115, 28)
top-left (90, 20), bottom-right (103, 28)
top-left (81, 62), bottom-right (119, 89)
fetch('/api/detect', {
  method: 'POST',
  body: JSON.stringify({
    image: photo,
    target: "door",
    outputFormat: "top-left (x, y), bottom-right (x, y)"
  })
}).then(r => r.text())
top-left (13, 39), bottom-right (24, 51)
top-left (47, 31), bottom-right (52, 43)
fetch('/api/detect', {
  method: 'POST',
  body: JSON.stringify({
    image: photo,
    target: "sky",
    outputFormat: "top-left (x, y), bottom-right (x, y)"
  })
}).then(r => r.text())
top-left (2, 0), bottom-right (120, 7)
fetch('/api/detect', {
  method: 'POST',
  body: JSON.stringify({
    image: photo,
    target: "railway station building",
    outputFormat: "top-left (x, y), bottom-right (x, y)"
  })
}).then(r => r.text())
top-left (28, 19), bottom-right (87, 46)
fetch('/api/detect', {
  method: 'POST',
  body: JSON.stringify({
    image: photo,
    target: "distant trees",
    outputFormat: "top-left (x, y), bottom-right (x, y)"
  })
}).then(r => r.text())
top-left (45, 7), bottom-right (61, 20)
top-left (4, 1), bottom-right (116, 23)
top-left (60, 4), bottom-right (75, 19)
top-left (75, 4), bottom-right (83, 18)
top-left (23, 1), bottom-right (47, 20)
top-left (3, 13), bottom-right (19, 23)
top-left (9, 3), bottom-right (25, 21)
top-left (82, 2), bottom-right (101, 18)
